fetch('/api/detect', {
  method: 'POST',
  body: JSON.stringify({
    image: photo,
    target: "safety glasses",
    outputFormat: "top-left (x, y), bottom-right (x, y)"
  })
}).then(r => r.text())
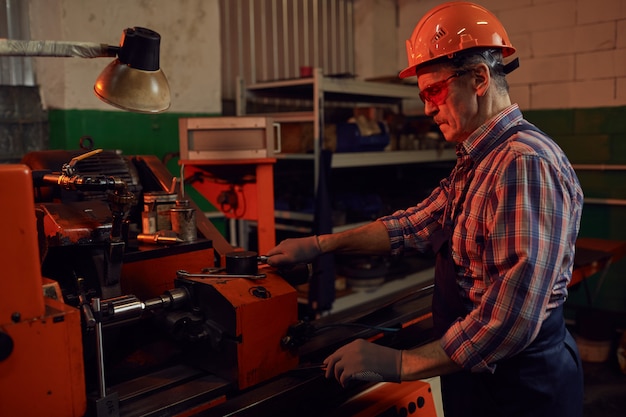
top-left (418, 70), bottom-right (468, 105)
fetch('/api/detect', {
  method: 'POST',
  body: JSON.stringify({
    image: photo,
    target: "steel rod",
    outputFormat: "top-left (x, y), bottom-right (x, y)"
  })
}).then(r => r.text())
top-left (92, 297), bottom-right (107, 399)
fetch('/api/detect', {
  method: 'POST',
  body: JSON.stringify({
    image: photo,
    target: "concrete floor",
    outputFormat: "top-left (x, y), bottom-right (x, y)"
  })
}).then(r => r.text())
top-left (583, 358), bottom-right (626, 417)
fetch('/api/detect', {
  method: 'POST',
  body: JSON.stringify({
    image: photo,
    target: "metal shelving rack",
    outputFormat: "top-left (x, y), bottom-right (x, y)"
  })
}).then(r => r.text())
top-left (236, 68), bottom-right (456, 232)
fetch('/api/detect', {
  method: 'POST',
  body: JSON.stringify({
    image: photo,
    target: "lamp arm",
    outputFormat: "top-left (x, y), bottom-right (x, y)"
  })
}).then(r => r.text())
top-left (0, 27), bottom-right (170, 113)
top-left (0, 39), bottom-right (119, 58)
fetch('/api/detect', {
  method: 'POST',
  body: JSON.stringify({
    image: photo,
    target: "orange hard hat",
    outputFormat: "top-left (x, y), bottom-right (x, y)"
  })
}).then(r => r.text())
top-left (399, 1), bottom-right (516, 78)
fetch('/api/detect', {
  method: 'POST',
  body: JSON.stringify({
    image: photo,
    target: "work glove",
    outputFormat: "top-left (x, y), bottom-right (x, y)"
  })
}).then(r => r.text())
top-left (265, 235), bottom-right (322, 267)
top-left (323, 339), bottom-right (402, 387)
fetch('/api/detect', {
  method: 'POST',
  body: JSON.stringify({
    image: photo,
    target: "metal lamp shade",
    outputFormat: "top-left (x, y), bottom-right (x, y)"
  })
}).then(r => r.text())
top-left (94, 58), bottom-right (170, 113)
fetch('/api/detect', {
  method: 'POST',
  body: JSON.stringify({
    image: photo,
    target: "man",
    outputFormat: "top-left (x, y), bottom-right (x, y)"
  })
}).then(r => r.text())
top-left (266, 2), bottom-right (584, 416)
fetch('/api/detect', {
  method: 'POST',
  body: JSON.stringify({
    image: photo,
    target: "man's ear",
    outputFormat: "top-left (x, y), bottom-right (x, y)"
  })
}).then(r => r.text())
top-left (473, 64), bottom-right (490, 97)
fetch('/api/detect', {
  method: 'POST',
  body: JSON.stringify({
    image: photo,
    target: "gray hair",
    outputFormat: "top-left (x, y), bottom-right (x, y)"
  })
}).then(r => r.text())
top-left (447, 48), bottom-right (510, 93)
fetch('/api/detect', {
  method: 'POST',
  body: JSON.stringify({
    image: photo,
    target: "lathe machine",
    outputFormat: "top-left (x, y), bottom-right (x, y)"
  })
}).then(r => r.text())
top-left (0, 148), bottom-right (438, 417)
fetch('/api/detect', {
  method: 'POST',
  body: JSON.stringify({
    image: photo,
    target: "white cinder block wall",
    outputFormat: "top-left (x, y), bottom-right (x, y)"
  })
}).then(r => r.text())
top-left (27, 0), bottom-right (626, 113)
top-left (356, 0), bottom-right (626, 110)
top-left (28, 0), bottom-right (222, 114)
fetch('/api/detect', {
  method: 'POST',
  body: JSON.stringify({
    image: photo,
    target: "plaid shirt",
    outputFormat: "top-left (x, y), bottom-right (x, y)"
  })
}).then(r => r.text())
top-left (379, 104), bottom-right (583, 372)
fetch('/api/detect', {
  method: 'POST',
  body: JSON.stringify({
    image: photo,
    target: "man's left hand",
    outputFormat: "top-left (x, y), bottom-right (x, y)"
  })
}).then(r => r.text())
top-left (323, 339), bottom-right (402, 386)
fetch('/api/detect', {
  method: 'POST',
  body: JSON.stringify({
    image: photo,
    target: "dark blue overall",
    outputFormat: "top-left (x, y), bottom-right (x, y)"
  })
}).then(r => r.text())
top-left (430, 124), bottom-right (584, 417)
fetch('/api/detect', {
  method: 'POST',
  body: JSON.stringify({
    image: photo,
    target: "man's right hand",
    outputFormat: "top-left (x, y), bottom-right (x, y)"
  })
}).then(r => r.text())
top-left (265, 236), bottom-right (322, 267)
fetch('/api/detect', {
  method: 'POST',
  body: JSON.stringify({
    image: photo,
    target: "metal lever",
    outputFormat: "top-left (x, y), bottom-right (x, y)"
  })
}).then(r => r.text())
top-left (77, 277), bottom-right (96, 328)
top-left (176, 269), bottom-right (266, 280)
top-left (62, 148), bottom-right (103, 176)
top-left (90, 297), bottom-right (120, 416)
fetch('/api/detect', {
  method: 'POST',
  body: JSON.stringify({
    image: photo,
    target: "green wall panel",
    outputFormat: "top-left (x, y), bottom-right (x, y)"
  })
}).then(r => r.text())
top-left (555, 134), bottom-right (611, 163)
top-left (578, 171), bottom-right (626, 200)
top-left (48, 109), bottom-right (210, 158)
top-left (527, 107), bottom-right (626, 316)
top-left (573, 107), bottom-right (626, 136)
top-left (525, 109), bottom-right (574, 136)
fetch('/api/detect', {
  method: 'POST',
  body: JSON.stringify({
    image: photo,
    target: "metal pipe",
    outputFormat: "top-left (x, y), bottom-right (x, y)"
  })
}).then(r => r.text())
top-left (339, 0), bottom-right (345, 72)
top-left (260, 0), bottom-right (268, 82)
top-left (303, 0), bottom-right (309, 66)
top-left (313, 0), bottom-right (319, 69)
top-left (249, 0), bottom-right (256, 83)
top-left (572, 164), bottom-right (626, 206)
top-left (108, 295), bottom-right (144, 320)
top-left (321, 0), bottom-right (327, 70)
top-left (142, 288), bottom-right (189, 310)
top-left (180, 163), bottom-right (185, 199)
top-left (346, 0), bottom-right (354, 73)
top-left (223, 1), bottom-right (232, 98)
top-left (573, 164), bottom-right (626, 171)
top-left (584, 197), bottom-right (626, 206)
top-left (272, 0), bottom-right (279, 80)
top-left (293, 0), bottom-right (299, 75)
top-left (331, 0), bottom-right (337, 74)
top-left (282, 0), bottom-right (289, 78)
top-left (0, 39), bottom-right (116, 58)
top-left (100, 288), bottom-right (190, 323)
top-left (237, 0), bottom-right (245, 85)
top-left (42, 173), bottom-right (125, 191)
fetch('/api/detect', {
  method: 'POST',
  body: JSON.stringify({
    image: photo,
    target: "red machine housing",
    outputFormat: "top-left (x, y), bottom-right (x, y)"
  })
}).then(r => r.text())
top-left (0, 165), bottom-right (87, 417)
top-left (177, 271), bottom-right (299, 390)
